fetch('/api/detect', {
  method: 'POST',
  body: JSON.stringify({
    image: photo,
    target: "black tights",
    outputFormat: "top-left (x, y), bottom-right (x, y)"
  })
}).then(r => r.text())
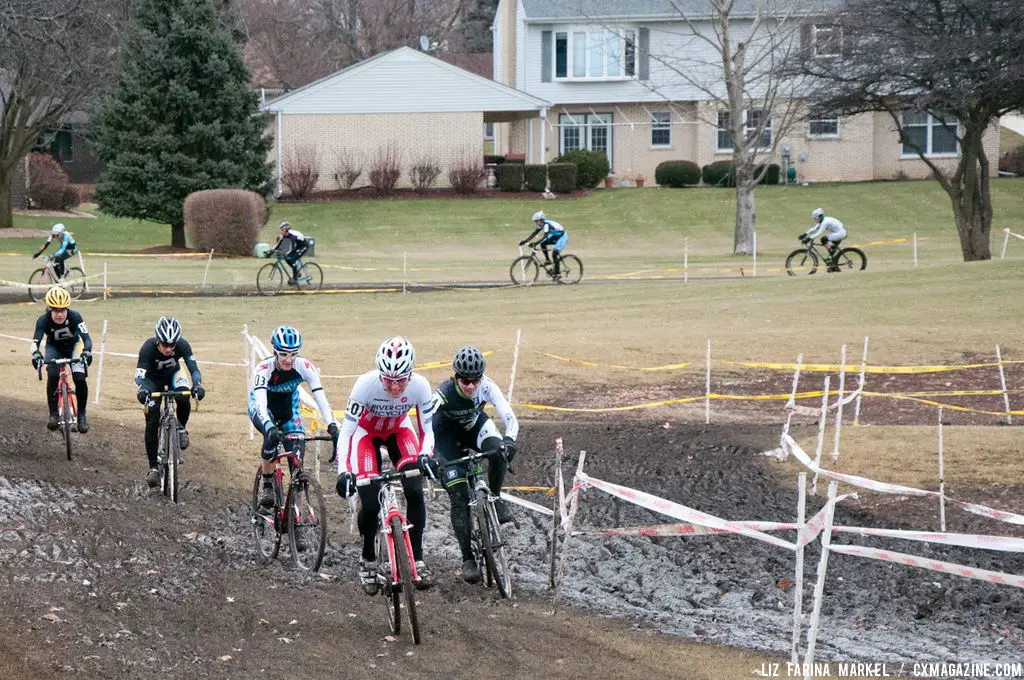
top-left (143, 395), bottom-right (191, 467)
top-left (442, 435), bottom-right (506, 561)
top-left (357, 476), bottom-right (426, 562)
top-left (46, 371), bottom-right (88, 415)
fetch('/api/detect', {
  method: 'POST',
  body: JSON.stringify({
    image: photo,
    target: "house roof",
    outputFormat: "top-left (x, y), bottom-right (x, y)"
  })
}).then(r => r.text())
top-left (520, 0), bottom-right (841, 21)
top-left (263, 47), bottom-right (547, 115)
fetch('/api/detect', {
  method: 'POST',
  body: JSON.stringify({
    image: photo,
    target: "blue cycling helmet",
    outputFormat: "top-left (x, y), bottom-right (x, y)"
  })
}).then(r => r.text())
top-left (270, 325), bottom-right (302, 354)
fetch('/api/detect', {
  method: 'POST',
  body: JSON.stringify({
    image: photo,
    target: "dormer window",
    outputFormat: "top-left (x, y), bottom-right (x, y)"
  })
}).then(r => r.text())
top-left (553, 28), bottom-right (637, 81)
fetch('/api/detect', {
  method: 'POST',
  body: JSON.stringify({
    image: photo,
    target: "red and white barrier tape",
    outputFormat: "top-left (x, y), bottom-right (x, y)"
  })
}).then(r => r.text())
top-left (786, 387), bottom-right (862, 417)
top-left (829, 544), bottom-right (1024, 589)
top-left (832, 526), bottom-right (1024, 552)
top-left (501, 492), bottom-right (553, 517)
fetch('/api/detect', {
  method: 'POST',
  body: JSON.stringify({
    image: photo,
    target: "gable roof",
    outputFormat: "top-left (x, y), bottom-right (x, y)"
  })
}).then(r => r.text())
top-left (520, 0), bottom-right (840, 21)
top-left (263, 47), bottom-right (547, 115)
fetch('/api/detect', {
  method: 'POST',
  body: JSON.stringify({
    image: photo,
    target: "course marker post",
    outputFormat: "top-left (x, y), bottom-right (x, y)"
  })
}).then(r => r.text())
top-left (996, 345), bottom-right (1012, 425)
top-left (938, 407), bottom-right (946, 532)
top-left (93, 320), bottom-right (108, 405)
top-left (791, 472), bottom-right (808, 665)
top-left (705, 339), bottom-right (712, 424)
top-left (812, 375), bottom-right (830, 495)
top-left (852, 336), bottom-right (869, 426)
top-left (803, 482), bottom-right (839, 678)
top-left (832, 344), bottom-right (847, 461)
top-left (201, 249), bottom-right (214, 287)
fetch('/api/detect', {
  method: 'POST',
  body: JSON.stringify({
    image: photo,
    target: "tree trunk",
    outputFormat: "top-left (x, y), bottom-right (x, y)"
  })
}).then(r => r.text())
top-left (733, 167), bottom-right (756, 255)
top-left (0, 167), bottom-right (13, 229)
top-left (171, 221), bottom-right (186, 248)
top-left (948, 127), bottom-right (992, 261)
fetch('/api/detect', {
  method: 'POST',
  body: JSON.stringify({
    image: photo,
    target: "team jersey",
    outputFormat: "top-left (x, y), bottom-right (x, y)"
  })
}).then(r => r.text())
top-left (541, 219), bottom-right (566, 238)
top-left (806, 216), bottom-right (845, 240)
top-left (134, 337), bottom-right (202, 389)
top-left (248, 354), bottom-right (335, 427)
top-left (32, 310), bottom-right (92, 354)
top-left (431, 375), bottom-right (518, 440)
top-left (339, 371), bottom-right (435, 450)
top-left (275, 230), bottom-right (307, 252)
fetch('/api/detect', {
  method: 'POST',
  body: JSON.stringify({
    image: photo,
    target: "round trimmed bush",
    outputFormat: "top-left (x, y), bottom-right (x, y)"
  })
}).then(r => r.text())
top-left (524, 164), bottom-right (547, 192)
top-left (495, 163), bottom-right (524, 192)
top-left (547, 163), bottom-right (578, 194)
top-left (701, 160), bottom-right (736, 187)
top-left (654, 160), bottom-right (701, 187)
top-left (553, 149), bottom-right (609, 189)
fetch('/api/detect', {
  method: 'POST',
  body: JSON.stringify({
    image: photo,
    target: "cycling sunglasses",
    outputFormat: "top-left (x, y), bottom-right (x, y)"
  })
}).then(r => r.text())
top-left (457, 375), bottom-right (482, 385)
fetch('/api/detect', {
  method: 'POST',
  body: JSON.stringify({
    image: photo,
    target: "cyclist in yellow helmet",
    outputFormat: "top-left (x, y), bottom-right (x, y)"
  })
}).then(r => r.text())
top-left (31, 285), bottom-right (93, 433)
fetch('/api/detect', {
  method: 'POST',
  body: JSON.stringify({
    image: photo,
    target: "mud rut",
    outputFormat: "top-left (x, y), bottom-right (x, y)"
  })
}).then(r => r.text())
top-left (1, 401), bottom-right (1022, 680)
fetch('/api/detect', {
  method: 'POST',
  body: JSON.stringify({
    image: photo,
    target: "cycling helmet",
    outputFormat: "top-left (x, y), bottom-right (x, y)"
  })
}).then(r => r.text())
top-left (531, 211), bottom-right (545, 222)
top-left (155, 316), bottom-right (182, 345)
top-left (376, 336), bottom-right (415, 380)
top-left (44, 285), bottom-right (71, 309)
top-left (270, 325), bottom-right (302, 354)
top-left (51, 223), bottom-right (65, 235)
top-left (279, 221), bottom-right (291, 232)
top-left (811, 208), bottom-right (825, 220)
top-left (453, 346), bottom-right (485, 380)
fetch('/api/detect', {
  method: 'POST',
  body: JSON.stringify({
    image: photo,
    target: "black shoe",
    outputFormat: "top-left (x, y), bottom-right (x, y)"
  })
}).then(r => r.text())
top-left (259, 485), bottom-right (275, 509)
top-left (359, 560), bottom-right (379, 596)
top-left (76, 412), bottom-right (89, 434)
top-left (177, 427), bottom-right (189, 451)
top-left (462, 559), bottom-right (482, 584)
top-left (294, 535), bottom-right (308, 552)
top-left (414, 560), bottom-right (433, 590)
top-left (47, 413), bottom-right (59, 431)
top-left (494, 498), bottom-right (514, 524)
top-left (146, 468), bottom-right (160, 488)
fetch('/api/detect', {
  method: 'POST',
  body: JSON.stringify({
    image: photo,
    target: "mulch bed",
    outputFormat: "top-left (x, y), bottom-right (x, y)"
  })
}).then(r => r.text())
top-left (277, 186), bottom-right (595, 202)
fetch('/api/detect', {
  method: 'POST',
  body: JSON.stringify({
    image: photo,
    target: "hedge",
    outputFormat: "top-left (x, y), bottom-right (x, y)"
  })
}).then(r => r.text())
top-left (756, 163), bottom-right (781, 185)
top-left (701, 160), bottom-right (736, 187)
top-left (553, 149), bottom-right (609, 189)
top-left (547, 163), bottom-right (578, 194)
top-left (654, 160), bottom-right (701, 187)
top-left (184, 189), bottom-right (265, 256)
top-left (495, 163), bottom-right (524, 192)
top-left (524, 164), bottom-right (547, 192)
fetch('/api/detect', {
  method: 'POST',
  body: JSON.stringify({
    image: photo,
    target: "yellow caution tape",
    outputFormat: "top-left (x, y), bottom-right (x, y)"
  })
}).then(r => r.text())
top-left (504, 486), bottom-right (556, 495)
top-left (540, 352), bottom-right (689, 371)
top-left (721, 360), bottom-right (1024, 374)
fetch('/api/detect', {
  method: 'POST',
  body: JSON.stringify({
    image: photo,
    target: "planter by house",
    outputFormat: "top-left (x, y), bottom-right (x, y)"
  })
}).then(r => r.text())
top-left (634, 176), bottom-right (646, 188)
top-left (604, 176), bottom-right (615, 188)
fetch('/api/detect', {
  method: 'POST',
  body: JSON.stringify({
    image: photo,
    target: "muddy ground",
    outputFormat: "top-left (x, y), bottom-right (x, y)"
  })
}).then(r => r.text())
top-left (1, 398), bottom-right (1022, 680)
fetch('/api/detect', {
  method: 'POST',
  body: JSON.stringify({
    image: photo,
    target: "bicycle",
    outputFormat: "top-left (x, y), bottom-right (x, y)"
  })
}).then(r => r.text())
top-left (37, 358), bottom-right (80, 461)
top-left (146, 390), bottom-right (195, 503)
top-left (441, 447), bottom-right (513, 599)
top-left (358, 464), bottom-right (426, 644)
top-left (28, 255), bottom-right (86, 302)
top-left (250, 431), bottom-right (331, 572)
top-left (256, 251), bottom-right (323, 296)
top-left (785, 238), bottom-right (867, 276)
top-left (509, 245), bottom-right (583, 286)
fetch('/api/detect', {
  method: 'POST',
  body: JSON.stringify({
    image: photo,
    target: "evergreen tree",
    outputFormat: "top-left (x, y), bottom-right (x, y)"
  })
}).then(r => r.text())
top-left (92, 0), bottom-right (272, 247)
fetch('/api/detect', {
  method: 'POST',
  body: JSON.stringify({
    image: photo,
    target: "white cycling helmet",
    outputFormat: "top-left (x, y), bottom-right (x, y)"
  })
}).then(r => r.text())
top-left (531, 211), bottom-right (545, 222)
top-left (51, 223), bottom-right (65, 235)
top-left (155, 316), bottom-right (182, 345)
top-left (376, 336), bottom-right (415, 380)
top-left (811, 208), bottom-right (825, 220)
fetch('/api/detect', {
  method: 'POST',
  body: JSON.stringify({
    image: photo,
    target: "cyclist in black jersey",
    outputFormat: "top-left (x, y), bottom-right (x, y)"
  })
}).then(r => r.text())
top-left (430, 346), bottom-right (519, 583)
top-left (31, 286), bottom-right (93, 433)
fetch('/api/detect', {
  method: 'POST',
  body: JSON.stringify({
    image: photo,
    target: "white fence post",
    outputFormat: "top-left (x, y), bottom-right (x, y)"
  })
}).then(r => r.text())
top-left (996, 344), bottom-right (1012, 425)
top-left (243, 324), bottom-right (254, 440)
top-left (783, 353), bottom-right (803, 438)
top-left (1001, 228), bottom-right (1011, 259)
top-left (77, 251), bottom-right (89, 293)
top-left (812, 375), bottom-right (830, 495)
top-left (93, 320), bottom-right (108, 405)
top-left (791, 472), bottom-right (808, 665)
top-left (704, 338), bottom-right (712, 424)
top-left (683, 237), bottom-right (689, 284)
top-left (938, 407), bottom-right (946, 532)
top-left (507, 328), bottom-right (522, 404)
top-left (803, 482), bottom-right (839, 679)
top-left (853, 336), bottom-right (869, 426)
top-left (201, 249), bottom-right (215, 287)
top-left (403, 250), bottom-right (408, 295)
top-left (912, 232), bottom-right (918, 267)
top-left (752, 231), bottom-right (757, 277)
top-left (102, 261), bottom-right (108, 301)
top-left (832, 344), bottom-right (847, 462)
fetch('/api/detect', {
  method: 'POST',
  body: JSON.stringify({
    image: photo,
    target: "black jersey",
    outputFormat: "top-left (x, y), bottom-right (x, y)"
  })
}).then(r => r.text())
top-left (431, 378), bottom-right (486, 431)
top-left (134, 337), bottom-right (202, 389)
top-left (32, 310), bottom-right (92, 354)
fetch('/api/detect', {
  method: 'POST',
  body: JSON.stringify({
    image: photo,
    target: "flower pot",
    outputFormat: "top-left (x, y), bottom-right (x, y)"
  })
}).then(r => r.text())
top-left (604, 176), bottom-right (615, 189)
top-left (635, 177), bottom-right (646, 188)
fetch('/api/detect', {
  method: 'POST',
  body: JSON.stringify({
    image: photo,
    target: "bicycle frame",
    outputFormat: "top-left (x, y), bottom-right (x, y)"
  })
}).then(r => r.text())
top-left (148, 389), bottom-right (194, 502)
top-left (38, 358), bottom-right (78, 459)
top-left (358, 467), bottom-right (423, 585)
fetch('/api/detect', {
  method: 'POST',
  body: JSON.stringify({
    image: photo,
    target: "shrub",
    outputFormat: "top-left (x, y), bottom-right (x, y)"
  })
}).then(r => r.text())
top-left (448, 153), bottom-right (487, 194)
top-left (892, 168), bottom-right (911, 181)
top-left (547, 163), bottom-right (578, 194)
top-left (654, 160), bottom-right (701, 187)
top-left (369, 144), bottom-right (402, 195)
top-left (999, 145), bottom-right (1024, 176)
top-left (62, 185), bottom-right (81, 210)
top-left (27, 152), bottom-right (71, 209)
top-left (72, 184), bottom-right (96, 204)
top-left (701, 160), bottom-right (736, 187)
top-left (495, 163), bottom-right (524, 192)
top-left (524, 164), bottom-right (547, 192)
top-left (409, 154), bottom-right (442, 192)
top-left (333, 149), bottom-right (365, 190)
top-left (184, 189), bottom-right (265, 256)
top-left (553, 149), bottom-right (609, 189)
top-left (282, 145), bottom-right (321, 199)
top-left (755, 163), bottom-right (781, 185)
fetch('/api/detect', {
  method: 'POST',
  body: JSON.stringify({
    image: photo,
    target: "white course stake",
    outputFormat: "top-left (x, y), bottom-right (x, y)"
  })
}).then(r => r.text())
top-left (832, 344), bottom-right (847, 461)
top-left (102, 261), bottom-right (109, 300)
top-left (705, 339), bottom-right (712, 424)
top-left (811, 375), bottom-right (830, 495)
top-left (791, 472), bottom-right (808, 665)
top-left (683, 237), bottom-right (689, 283)
top-left (201, 249), bottom-right (215, 287)
top-left (938, 407), bottom-right (946, 532)
top-left (783, 353), bottom-right (804, 437)
top-left (1002, 228), bottom-right (1011, 259)
top-left (803, 482), bottom-right (840, 679)
top-left (243, 324), bottom-right (255, 440)
top-left (93, 320), bottom-right (108, 405)
top-left (77, 251), bottom-right (89, 293)
top-left (507, 328), bottom-right (522, 404)
top-left (996, 345), bottom-right (1012, 425)
top-left (913, 232), bottom-right (918, 267)
top-left (752, 231), bottom-right (757, 277)
top-left (852, 336), bottom-right (869, 426)
top-left (403, 251), bottom-right (408, 295)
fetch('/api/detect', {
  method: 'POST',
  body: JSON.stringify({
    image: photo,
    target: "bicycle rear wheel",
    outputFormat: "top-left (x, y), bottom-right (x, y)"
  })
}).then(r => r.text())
top-left (833, 247), bottom-right (867, 272)
top-left (477, 489), bottom-right (512, 598)
top-left (64, 267), bottom-right (86, 299)
top-left (27, 268), bottom-right (49, 302)
top-left (257, 263), bottom-right (284, 296)
top-left (251, 470), bottom-right (281, 562)
top-left (60, 382), bottom-right (73, 461)
top-left (509, 256), bottom-right (539, 286)
top-left (287, 472), bottom-right (327, 572)
top-left (555, 254), bottom-right (583, 285)
top-left (391, 516), bottom-right (421, 644)
top-left (295, 262), bottom-right (323, 292)
top-left (785, 248), bottom-right (819, 276)
top-left (161, 420), bottom-right (180, 503)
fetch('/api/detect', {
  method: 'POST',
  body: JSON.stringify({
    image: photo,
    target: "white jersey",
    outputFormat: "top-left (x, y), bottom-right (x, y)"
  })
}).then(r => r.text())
top-left (432, 375), bottom-right (519, 441)
top-left (806, 216), bottom-right (846, 241)
top-left (248, 355), bottom-right (336, 428)
top-left (339, 370), bottom-right (435, 447)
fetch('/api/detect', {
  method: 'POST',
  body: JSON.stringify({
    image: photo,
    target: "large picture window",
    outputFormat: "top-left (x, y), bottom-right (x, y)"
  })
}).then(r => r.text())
top-left (812, 24), bottom-right (843, 58)
top-left (902, 110), bottom-right (959, 156)
top-left (809, 116), bottom-right (839, 138)
top-left (559, 113), bottom-right (613, 170)
top-left (553, 29), bottom-right (637, 80)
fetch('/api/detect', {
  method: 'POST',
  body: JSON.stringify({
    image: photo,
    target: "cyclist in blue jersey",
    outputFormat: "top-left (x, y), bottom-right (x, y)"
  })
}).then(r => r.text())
top-left (32, 223), bottom-right (78, 280)
top-left (519, 210), bottom-right (568, 279)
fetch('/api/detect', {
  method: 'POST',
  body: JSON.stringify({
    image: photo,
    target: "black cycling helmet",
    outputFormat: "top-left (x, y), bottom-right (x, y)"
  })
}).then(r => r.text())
top-left (452, 345), bottom-right (485, 380)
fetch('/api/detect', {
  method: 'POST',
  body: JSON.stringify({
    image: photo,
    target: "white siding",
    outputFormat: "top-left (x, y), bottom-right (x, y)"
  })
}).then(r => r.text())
top-left (493, 7), bottom-right (504, 84)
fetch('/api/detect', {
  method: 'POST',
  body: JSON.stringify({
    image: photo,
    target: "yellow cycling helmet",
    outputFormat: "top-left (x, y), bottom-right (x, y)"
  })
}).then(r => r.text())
top-left (44, 285), bottom-right (71, 309)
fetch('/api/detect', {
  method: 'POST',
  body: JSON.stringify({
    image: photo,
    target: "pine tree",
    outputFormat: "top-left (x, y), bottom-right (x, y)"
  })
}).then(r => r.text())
top-left (92, 0), bottom-right (272, 247)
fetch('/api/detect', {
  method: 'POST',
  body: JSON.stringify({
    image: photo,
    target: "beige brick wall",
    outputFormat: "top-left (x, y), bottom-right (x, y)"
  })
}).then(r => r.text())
top-left (275, 112), bottom-right (483, 193)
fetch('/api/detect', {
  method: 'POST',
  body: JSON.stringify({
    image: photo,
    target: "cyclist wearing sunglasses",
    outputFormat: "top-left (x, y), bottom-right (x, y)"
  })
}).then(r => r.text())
top-left (134, 316), bottom-right (206, 488)
top-left (334, 335), bottom-right (437, 594)
top-left (430, 345), bottom-right (519, 583)
top-left (31, 285), bottom-right (93, 433)
top-left (248, 325), bottom-right (340, 509)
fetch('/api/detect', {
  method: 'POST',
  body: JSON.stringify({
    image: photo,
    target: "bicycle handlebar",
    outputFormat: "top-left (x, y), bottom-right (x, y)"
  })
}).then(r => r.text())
top-left (356, 467), bottom-right (423, 487)
top-left (442, 447), bottom-right (505, 469)
top-left (149, 390), bottom-right (193, 398)
top-left (37, 357), bottom-right (76, 381)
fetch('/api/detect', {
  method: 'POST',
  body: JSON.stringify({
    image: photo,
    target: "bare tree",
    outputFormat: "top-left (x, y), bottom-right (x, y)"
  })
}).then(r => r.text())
top-left (0, 0), bottom-right (125, 228)
top-left (788, 0), bottom-right (1024, 261)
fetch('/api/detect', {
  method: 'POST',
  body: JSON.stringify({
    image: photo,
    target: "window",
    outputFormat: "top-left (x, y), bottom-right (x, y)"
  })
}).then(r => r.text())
top-left (50, 130), bottom-right (73, 163)
top-left (812, 24), bottom-right (842, 58)
top-left (716, 111), bottom-right (732, 151)
top-left (809, 116), bottom-right (839, 138)
top-left (651, 111), bottom-right (671, 147)
top-left (483, 122), bottom-right (495, 140)
top-left (902, 110), bottom-right (959, 156)
top-left (551, 28), bottom-right (637, 81)
top-left (716, 110), bottom-right (772, 151)
top-left (559, 113), bottom-right (613, 170)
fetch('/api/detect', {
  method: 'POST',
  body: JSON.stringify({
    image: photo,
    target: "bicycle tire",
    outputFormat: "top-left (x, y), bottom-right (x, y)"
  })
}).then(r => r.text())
top-left (555, 254), bottom-right (583, 285)
top-left (251, 469), bottom-right (281, 562)
top-left (482, 493), bottom-right (512, 598)
top-left (256, 262), bottom-right (284, 296)
top-left (294, 262), bottom-right (323, 292)
top-left (785, 248), bottom-right (819, 276)
top-left (391, 516), bottom-right (421, 644)
top-left (833, 247), bottom-right (867, 272)
top-left (509, 256), bottom-right (540, 286)
top-left (287, 472), bottom-right (327, 572)
top-left (161, 419), bottom-right (180, 503)
top-left (381, 533), bottom-right (401, 637)
top-left (27, 268), bottom-right (49, 302)
top-left (64, 267), bottom-right (86, 299)
top-left (60, 382), bottom-right (73, 461)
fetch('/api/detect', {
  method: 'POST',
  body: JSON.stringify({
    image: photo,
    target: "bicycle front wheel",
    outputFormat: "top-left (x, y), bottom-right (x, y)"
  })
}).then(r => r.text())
top-left (785, 248), bottom-right (819, 276)
top-left (509, 256), bottom-right (539, 286)
top-left (833, 247), bottom-right (867, 272)
top-left (60, 382), bottom-right (74, 461)
top-left (477, 490), bottom-right (512, 598)
top-left (294, 262), bottom-right (323, 292)
top-left (556, 254), bottom-right (583, 285)
top-left (64, 268), bottom-right (87, 299)
top-left (391, 516), bottom-right (421, 644)
top-left (287, 472), bottom-right (327, 572)
top-left (27, 268), bottom-right (49, 302)
top-left (251, 470), bottom-right (281, 562)
top-left (161, 420), bottom-right (180, 503)
top-left (257, 263), bottom-right (284, 296)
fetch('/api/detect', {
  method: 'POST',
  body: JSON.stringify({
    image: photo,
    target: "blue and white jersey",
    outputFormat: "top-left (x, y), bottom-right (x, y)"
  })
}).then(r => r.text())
top-left (248, 354), bottom-right (335, 429)
top-left (540, 219), bottom-right (565, 239)
top-left (806, 216), bottom-right (846, 241)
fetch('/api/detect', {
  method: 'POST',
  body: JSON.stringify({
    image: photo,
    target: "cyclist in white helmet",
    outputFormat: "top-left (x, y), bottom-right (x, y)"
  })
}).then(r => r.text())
top-left (519, 210), bottom-right (568, 279)
top-left (32, 223), bottom-right (78, 280)
top-left (272, 221), bottom-right (313, 285)
top-left (334, 336), bottom-right (439, 594)
top-left (800, 208), bottom-right (847, 270)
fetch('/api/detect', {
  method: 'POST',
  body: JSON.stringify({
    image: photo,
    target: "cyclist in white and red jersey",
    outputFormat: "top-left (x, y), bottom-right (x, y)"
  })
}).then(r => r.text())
top-left (334, 336), bottom-right (438, 594)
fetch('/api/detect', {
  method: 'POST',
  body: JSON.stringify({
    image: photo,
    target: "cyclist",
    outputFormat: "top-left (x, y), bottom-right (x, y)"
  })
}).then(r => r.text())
top-left (334, 336), bottom-right (438, 594)
top-left (31, 285), bottom-right (93, 433)
top-left (248, 325), bottom-right (340, 512)
top-left (519, 210), bottom-right (568, 279)
top-left (32, 223), bottom-right (78, 280)
top-left (801, 208), bottom-right (847, 270)
top-left (431, 345), bottom-right (519, 584)
top-left (134, 316), bottom-right (207, 488)
top-left (272, 221), bottom-right (312, 285)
